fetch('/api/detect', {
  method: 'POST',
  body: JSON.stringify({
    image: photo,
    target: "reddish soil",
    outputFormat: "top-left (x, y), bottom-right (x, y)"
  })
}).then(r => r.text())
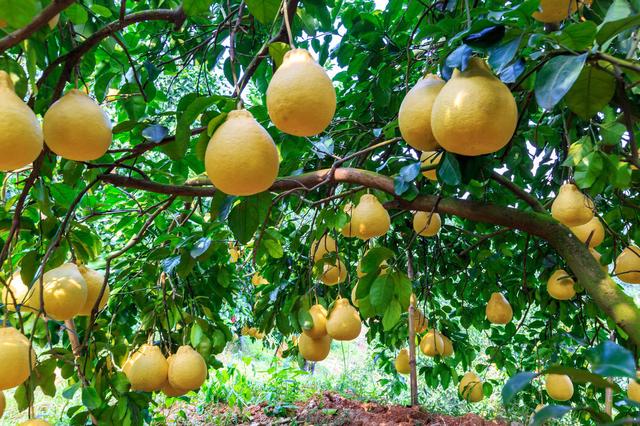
top-left (190, 392), bottom-right (509, 425)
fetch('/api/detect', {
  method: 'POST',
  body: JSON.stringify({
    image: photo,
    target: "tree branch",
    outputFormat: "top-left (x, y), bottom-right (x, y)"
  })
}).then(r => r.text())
top-left (34, 7), bottom-right (186, 102)
top-left (236, 0), bottom-right (299, 93)
top-left (490, 171), bottom-right (546, 213)
top-left (0, 0), bottom-right (77, 53)
top-left (98, 167), bottom-right (640, 345)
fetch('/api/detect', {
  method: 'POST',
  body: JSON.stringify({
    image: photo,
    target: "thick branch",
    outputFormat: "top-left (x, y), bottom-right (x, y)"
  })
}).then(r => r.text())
top-left (99, 167), bottom-right (640, 346)
top-left (0, 0), bottom-right (77, 52)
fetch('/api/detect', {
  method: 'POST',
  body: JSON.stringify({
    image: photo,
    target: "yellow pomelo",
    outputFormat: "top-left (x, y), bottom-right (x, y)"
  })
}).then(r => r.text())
top-left (168, 346), bottom-right (207, 391)
top-left (19, 420), bottom-right (52, 426)
top-left (320, 259), bottom-right (347, 286)
top-left (398, 75), bottom-right (445, 151)
top-left (570, 217), bottom-right (604, 247)
top-left (266, 48), bottom-right (336, 136)
top-left (628, 375), bottom-right (640, 403)
top-left (420, 151), bottom-right (442, 180)
top-left (326, 298), bottom-right (361, 341)
top-left (43, 89), bottom-right (112, 161)
top-left (341, 204), bottom-right (358, 237)
top-left (459, 372), bottom-right (484, 403)
top-left (298, 333), bottom-right (331, 361)
top-left (2, 271), bottom-right (39, 313)
top-left (547, 269), bottom-right (576, 300)
top-left (205, 109), bottom-right (279, 196)
top-left (441, 334), bottom-right (454, 357)
top-left (41, 263), bottom-right (88, 320)
top-left (551, 184), bottom-right (594, 227)
top-left (412, 308), bottom-right (428, 334)
top-left (0, 390), bottom-right (4, 418)
top-left (395, 349), bottom-right (411, 375)
top-left (413, 211), bottom-right (441, 237)
top-left (228, 243), bottom-right (240, 263)
top-left (251, 273), bottom-right (268, 286)
top-left (341, 222), bottom-right (357, 238)
top-left (310, 234), bottom-right (337, 263)
top-left (124, 344), bottom-right (168, 392)
top-left (356, 251), bottom-right (388, 278)
top-left (76, 266), bottom-right (109, 316)
top-left (431, 58), bottom-right (517, 156)
top-left (161, 379), bottom-right (188, 397)
top-left (614, 246), bottom-right (640, 284)
top-left (419, 329), bottom-right (444, 357)
top-left (533, 0), bottom-right (578, 23)
top-left (303, 304), bottom-right (328, 339)
top-left (545, 374), bottom-right (574, 401)
top-left (0, 327), bottom-right (36, 390)
top-left (351, 194), bottom-right (390, 240)
top-left (0, 71), bottom-right (43, 171)
top-left (486, 292), bottom-right (513, 324)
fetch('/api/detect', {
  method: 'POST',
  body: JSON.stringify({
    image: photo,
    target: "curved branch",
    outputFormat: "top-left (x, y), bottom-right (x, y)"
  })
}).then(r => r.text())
top-left (99, 167), bottom-right (640, 346)
top-left (0, 0), bottom-right (77, 53)
top-left (34, 7), bottom-right (186, 102)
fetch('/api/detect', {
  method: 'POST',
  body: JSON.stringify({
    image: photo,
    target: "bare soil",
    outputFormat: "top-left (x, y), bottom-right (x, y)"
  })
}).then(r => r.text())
top-left (169, 391), bottom-right (509, 425)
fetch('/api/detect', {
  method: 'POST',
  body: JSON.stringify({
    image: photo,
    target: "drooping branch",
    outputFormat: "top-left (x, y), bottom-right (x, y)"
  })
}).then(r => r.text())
top-left (98, 167), bottom-right (640, 346)
top-left (0, 0), bottom-right (77, 52)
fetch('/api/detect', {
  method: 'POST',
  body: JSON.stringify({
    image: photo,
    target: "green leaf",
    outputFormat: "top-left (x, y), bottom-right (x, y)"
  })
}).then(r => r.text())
top-left (183, 0), bottom-right (214, 16)
top-left (535, 54), bottom-right (588, 110)
top-left (227, 193), bottom-right (271, 244)
top-left (81, 387), bottom-right (102, 410)
top-left (190, 322), bottom-right (204, 347)
top-left (530, 405), bottom-right (572, 426)
top-left (246, 0), bottom-right (281, 24)
top-left (370, 275), bottom-right (394, 312)
top-left (269, 42), bottom-right (291, 68)
top-left (586, 340), bottom-right (637, 378)
top-left (437, 154), bottom-right (462, 186)
top-left (65, 4), bottom-right (89, 25)
top-left (360, 247), bottom-right (394, 274)
top-left (574, 151), bottom-right (604, 189)
top-left (565, 65), bottom-right (616, 120)
top-left (554, 21), bottom-right (598, 51)
top-left (502, 372), bottom-right (538, 405)
top-left (0, 0), bottom-right (39, 28)
top-left (142, 125), bottom-right (169, 143)
top-left (382, 299), bottom-right (402, 330)
top-left (62, 382), bottom-right (82, 400)
top-left (0, 57), bottom-right (28, 98)
top-left (542, 366), bottom-right (621, 390)
top-left (165, 96), bottom-right (218, 160)
top-left (597, 14), bottom-right (640, 45)
top-left (297, 308), bottom-right (314, 330)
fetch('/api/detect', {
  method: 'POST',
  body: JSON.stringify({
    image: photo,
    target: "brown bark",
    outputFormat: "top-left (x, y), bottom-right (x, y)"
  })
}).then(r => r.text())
top-left (0, 0), bottom-right (77, 52)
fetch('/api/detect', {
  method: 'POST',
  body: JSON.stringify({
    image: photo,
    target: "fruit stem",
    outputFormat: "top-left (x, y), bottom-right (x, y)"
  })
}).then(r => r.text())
top-left (282, 0), bottom-right (295, 49)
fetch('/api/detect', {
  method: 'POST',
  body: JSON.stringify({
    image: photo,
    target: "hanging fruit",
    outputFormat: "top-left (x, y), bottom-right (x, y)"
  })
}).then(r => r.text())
top-left (266, 48), bottom-right (336, 137)
top-left (431, 58), bottom-right (517, 156)
top-left (0, 71), bottom-right (43, 171)
top-left (205, 109), bottom-right (280, 196)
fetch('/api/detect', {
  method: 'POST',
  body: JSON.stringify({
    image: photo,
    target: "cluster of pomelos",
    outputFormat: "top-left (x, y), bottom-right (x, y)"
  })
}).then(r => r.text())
top-left (0, 263), bottom-right (109, 422)
top-left (123, 344), bottom-right (207, 397)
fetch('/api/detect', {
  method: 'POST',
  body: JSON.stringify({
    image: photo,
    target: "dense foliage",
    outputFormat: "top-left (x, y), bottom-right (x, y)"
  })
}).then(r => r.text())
top-left (0, 0), bottom-right (639, 424)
